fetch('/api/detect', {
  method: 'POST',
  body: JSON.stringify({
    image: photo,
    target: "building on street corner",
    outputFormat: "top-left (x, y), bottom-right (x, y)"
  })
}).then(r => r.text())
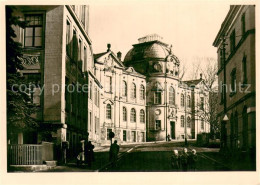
top-left (213, 5), bottom-right (256, 155)
top-left (124, 34), bottom-right (210, 141)
top-left (7, 5), bottom-right (97, 163)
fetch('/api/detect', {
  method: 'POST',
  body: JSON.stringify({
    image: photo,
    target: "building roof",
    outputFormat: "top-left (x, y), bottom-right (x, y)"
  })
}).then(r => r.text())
top-left (124, 40), bottom-right (171, 63)
top-left (183, 79), bottom-right (203, 87)
top-left (94, 52), bottom-right (109, 60)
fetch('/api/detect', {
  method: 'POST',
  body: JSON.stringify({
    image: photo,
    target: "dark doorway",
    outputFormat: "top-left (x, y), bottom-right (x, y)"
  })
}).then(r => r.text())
top-left (170, 121), bottom-right (175, 139)
top-left (242, 107), bottom-right (248, 149)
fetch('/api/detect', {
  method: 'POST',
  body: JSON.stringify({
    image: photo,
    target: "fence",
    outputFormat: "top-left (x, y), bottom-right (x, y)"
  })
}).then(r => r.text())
top-left (8, 144), bottom-right (43, 165)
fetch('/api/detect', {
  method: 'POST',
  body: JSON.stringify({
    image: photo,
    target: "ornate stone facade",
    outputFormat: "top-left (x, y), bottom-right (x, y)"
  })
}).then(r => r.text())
top-left (124, 34), bottom-right (210, 141)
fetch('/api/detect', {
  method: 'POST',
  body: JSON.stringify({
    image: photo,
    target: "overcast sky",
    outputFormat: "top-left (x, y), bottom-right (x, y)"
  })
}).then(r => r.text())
top-left (89, 1), bottom-right (230, 79)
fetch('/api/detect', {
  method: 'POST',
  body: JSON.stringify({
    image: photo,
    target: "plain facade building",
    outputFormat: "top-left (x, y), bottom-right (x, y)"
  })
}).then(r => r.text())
top-left (213, 5), bottom-right (255, 153)
top-left (9, 5), bottom-right (97, 160)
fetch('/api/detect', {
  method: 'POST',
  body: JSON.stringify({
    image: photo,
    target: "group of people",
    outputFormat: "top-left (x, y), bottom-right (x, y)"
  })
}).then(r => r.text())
top-left (77, 141), bottom-right (95, 167)
top-left (77, 140), bottom-right (120, 168)
top-left (171, 148), bottom-right (198, 171)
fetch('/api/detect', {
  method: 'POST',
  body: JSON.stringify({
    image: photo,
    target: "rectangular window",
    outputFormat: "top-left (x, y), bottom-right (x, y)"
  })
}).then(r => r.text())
top-left (220, 83), bottom-right (225, 104)
top-left (79, 39), bottom-right (82, 61)
top-left (155, 120), bottom-right (161, 130)
top-left (141, 132), bottom-right (145, 142)
top-left (89, 81), bottom-right (92, 100)
top-left (89, 111), bottom-right (92, 131)
top-left (84, 46), bottom-right (87, 70)
top-left (97, 90), bottom-right (100, 107)
top-left (23, 73), bottom-right (41, 105)
top-left (242, 56), bottom-right (247, 84)
top-left (24, 14), bottom-right (43, 47)
top-left (107, 129), bottom-right (112, 140)
top-left (230, 30), bottom-right (236, 53)
top-left (220, 49), bottom-right (224, 67)
top-left (106, 76), bottom-right (112, 92)
top-left (94, 86), bottom-right (98, 106)
top-left (154, 92), bottom-right (161, 104)
top-left (201, 120), bottom-right (204, 130)
top-left (241, 13), bottom-right (246, 36)
top-left (72, 29), bottom-right (77, 61)
top-left (200, 97), bottom-right (204, 110)
top-left (181, 116), bottom-right (184, 127)
top-left (231, 68), bottom-right (236, 93)
top-left (94, 116), bottom-right (97, 133)
top-left (123, 130), bottom-right (127, 141)
top-left (131, 131), bottom-right (136, 142)
top-left (66, 20), bottom-right (71, 56)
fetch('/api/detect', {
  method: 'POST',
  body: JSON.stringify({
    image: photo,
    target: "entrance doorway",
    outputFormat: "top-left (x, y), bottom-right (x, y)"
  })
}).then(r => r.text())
top-left (170, 121), bottom-right (175, 139)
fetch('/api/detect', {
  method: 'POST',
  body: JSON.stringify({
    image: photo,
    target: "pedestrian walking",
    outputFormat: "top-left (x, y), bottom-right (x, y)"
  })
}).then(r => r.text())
top-left (188, 149), bottom-right (198, 171)
top-left (167, 134), bottom-right (171, 141)
top-left (77, 148), bottom-right (84, 166)
top-left (171, 150), bottom-right (180, 170)
top-left (180, 148), bottom-right (189, 171)
top-left (85, 141), bottom-right (95, 167)
top-left (109, 140), bottom-right (120, 167)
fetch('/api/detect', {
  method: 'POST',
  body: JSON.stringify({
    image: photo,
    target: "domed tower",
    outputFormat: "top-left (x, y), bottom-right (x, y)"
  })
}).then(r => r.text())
top-left (124, 34), bottom-right (180, 78)
top-left (124, 34), bottom-right (181, 141)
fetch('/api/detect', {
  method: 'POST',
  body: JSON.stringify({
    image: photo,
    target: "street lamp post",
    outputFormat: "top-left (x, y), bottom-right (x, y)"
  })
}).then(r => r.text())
top-left (221, 36), bottom-right (228, 151)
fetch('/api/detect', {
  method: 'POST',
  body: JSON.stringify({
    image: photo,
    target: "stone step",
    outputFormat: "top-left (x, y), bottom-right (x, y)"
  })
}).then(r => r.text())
top-left (45, 161), bottom-right (57, 167)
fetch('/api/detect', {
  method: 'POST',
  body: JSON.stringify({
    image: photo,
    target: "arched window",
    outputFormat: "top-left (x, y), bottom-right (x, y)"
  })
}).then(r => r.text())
top-left (180, 93), bottom-right (184, 107)
top-left (169, 87), bottom-right (175, 105)
top-left (140, 85), bottom-right (145, 100)
top-left (130, 108), bottom-right (136, 122)
top-left (122, 81), bottom-right (127, 97)
top-left (140, 109), bottom-right (145, 123)
top-left (123, 107), bottom-right (127, 121)
top-left (187, 95), bottom-right (191, 108)
top-left (131, 83), bottom-right (136, 99)
top-left (106, 104), bottom-right (111, 119)
top-left (187, 116), bottom-right (191, 128)
top-left (181, 116), bottom-right (184, 127)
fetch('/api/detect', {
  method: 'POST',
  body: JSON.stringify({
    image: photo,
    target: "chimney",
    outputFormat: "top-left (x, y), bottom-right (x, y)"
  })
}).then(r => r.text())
top-left (107, 43), bottom-right (111, 52)
top-left (200, 73), bottom-right (203, 80)
top-left (117, 51), bottom-right (122, 61)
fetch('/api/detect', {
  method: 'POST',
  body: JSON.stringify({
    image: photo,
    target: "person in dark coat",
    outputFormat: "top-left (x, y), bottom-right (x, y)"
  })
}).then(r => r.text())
top-left (109, 140), bottom-right (120, 167)
top-left (188, 149), bottom-right (198, 171)
top-left (180, 148), bottom-right (189, 171)
top-left (85, 141), bottom-right (95, 167)
top-left (171, 150), bottom-right (180, 170)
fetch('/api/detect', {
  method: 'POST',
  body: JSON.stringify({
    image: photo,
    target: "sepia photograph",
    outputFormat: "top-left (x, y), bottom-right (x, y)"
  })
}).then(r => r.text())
top-left (1, 0), bottom-right (259, 184)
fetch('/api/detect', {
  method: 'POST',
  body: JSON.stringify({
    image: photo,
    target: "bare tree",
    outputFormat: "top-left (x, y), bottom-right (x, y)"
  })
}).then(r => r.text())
top-left (200, 57), bottom-right (218, 89)
top-left (179, 61), bottom-right (187, 80)
top-left (191, 57), bottom-right (220, 139)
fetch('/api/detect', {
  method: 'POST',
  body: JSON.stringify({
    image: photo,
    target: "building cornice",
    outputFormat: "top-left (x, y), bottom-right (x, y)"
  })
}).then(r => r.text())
top-left (213, 5), bottom-right (242, 47)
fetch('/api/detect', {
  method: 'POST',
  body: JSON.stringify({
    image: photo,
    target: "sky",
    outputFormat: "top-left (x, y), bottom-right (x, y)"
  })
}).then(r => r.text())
top-left (88, 0), bottom-right (230, 79)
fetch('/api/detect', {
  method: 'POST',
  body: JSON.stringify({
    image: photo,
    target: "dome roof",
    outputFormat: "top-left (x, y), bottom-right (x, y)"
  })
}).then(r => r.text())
top-left (124, 41), bottom-right (171, 63)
